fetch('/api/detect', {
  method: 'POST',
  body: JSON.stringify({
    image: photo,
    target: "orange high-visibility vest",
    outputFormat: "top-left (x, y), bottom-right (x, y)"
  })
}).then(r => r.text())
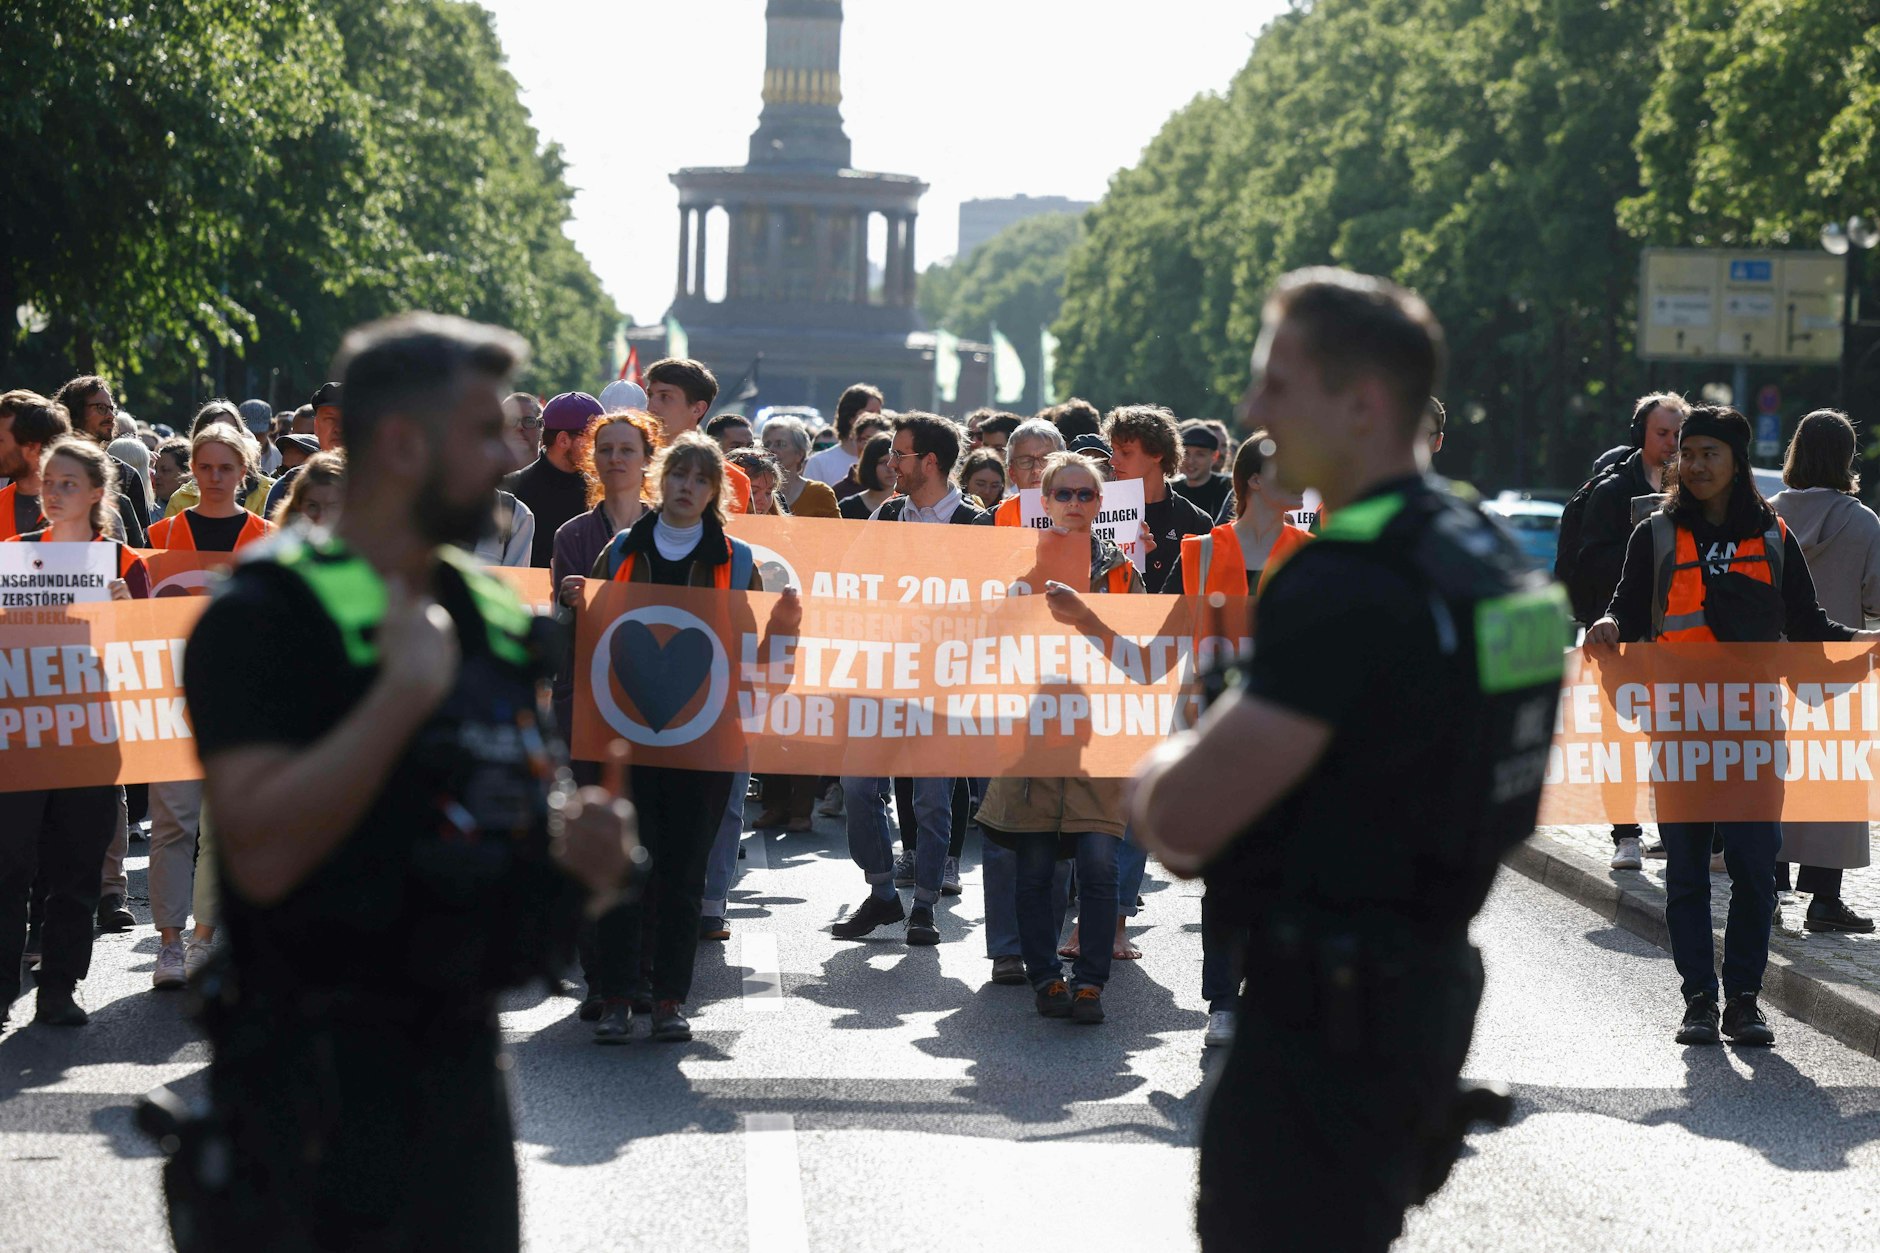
top-left (145, 509), bottom-right (270, 552)
top-left (994, 495), bottom-right (1023, 527)
top-left (1181, 523), bottom-right (1312, 597)
top-left (725, 463), bottom-right (751, 515)
top-left (0, 483), bottom-right (44, 541)
top-left (1655, 518), bottom-right (1785, 642)
top-left (1100, 563), bottom-right (1132, 594)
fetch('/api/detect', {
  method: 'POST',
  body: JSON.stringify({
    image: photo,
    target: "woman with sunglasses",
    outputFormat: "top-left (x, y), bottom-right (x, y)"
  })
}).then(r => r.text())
top-left (975, 452), bottom-right (1143, 1026)
top-left (1, 438), bottom-right (148, 1026)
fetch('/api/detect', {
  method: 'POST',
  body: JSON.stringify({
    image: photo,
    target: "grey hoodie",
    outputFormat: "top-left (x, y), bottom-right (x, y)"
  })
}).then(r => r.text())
top-left (1770, 488), bottom-right (1880, 629)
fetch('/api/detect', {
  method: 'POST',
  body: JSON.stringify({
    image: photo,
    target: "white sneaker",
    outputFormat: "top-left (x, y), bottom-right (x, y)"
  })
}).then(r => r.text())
top-left (183, 935), bottom-right (218, 980)
top-left (941, 855), bottom-right (962, 896)
top-left (817, 787), bottom-right (844, 818)
top-left (1777, 889), bottom-right (1798, 907)
top-left (152, 940), bottom-right (187, 990)
top-left (1204, 1010), bottom-right (1236, 1048)
top-left (1610, 837), bottom-right (1643, 870)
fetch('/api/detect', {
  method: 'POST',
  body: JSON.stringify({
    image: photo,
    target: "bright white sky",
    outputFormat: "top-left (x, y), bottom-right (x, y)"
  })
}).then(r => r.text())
top-left (479, 0), bottom-right (1277, 324)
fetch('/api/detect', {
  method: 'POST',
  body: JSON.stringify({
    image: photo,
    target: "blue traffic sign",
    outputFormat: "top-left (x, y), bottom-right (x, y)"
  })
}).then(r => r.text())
top-left (1730, 260), bottom-right (1773, 282)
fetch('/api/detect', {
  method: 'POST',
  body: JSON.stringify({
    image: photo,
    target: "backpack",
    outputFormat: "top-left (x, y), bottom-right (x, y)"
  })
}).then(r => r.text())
top-left (1552, 461), bottom-right (1626, 613)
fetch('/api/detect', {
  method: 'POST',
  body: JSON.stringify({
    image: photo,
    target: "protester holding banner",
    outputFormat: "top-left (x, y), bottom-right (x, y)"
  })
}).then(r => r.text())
top-left (836, 432), bottom-right (898, 519)
top-left (0, 437), bottom-right (148, 1027)
top-left (586, 431), bottom-right (763, 1043)
top-left (1769, 409), bottom-right (1880, 933)
top-left (1587, 405), bottom-right (1880, 1047)
top-left (1104, 405), bottom-right (1212, 594)
top-left (974, 451), bottom-right (1143, 1024)
top-left (145, 424), bottom-right (274, 990)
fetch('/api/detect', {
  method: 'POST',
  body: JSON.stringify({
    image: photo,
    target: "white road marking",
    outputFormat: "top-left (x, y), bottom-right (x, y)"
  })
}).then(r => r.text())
top-left (741, 933), bottom-right (784, 1010)
top-left (743, 1113), bottom-right (810, 1253)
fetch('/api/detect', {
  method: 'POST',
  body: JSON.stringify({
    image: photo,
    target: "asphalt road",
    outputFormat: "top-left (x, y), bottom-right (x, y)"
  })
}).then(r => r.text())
top-left (5, 818), bottom-right (1880, 1251)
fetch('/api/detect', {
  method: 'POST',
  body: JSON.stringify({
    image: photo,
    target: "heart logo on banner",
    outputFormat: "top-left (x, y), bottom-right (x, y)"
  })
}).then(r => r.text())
top-left (610, 619), bottom-right (715, 732)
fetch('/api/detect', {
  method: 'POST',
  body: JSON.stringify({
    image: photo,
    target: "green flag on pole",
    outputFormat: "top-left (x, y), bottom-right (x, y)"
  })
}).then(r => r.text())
top-left (991, 323), bottom-right (1026, 406)
top-left (1039, 326), bottom-right (1059, 407)
top-left (934, 329), bottom-right (961, 405)
top-left (664, 313), bottom-right (689, 362)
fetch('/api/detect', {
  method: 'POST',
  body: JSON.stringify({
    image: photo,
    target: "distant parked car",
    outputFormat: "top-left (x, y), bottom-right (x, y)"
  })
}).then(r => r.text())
top-left (1752, 467), bottom-right (1784, 499)
top-left (1483, 495), bottom-right (1565, 570)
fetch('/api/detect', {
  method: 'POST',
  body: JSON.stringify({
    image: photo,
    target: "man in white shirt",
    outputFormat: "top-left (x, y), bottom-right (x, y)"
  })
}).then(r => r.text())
top-left (802, 383), bottom-right (883, 487)
top-left (833, 413), bottom-right (982, 946)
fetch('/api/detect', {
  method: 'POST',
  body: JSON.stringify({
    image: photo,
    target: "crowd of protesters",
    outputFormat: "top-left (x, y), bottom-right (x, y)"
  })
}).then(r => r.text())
top-left (3, 350), bottom-right (1877, 1054)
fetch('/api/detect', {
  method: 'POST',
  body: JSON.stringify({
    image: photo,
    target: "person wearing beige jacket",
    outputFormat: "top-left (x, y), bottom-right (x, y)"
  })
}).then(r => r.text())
top-left (976, 453), bottom-right (1144, 1025)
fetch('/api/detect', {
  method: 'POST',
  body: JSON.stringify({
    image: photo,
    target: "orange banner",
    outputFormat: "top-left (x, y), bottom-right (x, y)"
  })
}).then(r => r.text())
top-left (0, 598), bottom-right (207, 791)
top-left (572, 582), bottom-right (1251, 777)
top-left (1538, 643), bottom-right (1880, 823)
top-left (135, 549), bottom-right (236, 597)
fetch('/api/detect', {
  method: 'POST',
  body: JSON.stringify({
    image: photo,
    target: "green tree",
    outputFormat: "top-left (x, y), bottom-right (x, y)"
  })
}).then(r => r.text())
top-left (921, 213), bottom-right (1084, 411)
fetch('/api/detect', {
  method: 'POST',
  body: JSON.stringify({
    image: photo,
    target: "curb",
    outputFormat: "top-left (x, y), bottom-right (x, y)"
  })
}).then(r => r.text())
top-left (1505, 831), bottom-right (1880, 1060)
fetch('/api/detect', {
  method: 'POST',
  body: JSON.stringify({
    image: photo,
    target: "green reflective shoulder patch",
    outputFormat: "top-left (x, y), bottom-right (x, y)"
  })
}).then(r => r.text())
top-left (1475, 584), bottom-right (1570, 693)
top-left (1318, 493), bottom-right (1405, 543)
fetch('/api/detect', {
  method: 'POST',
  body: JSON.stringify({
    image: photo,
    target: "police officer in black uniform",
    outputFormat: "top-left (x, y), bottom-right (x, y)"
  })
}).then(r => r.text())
top-left (170, 314), bottom-right (640, 1252)
top-left (1133, 269), bottom-right (1567, 1252)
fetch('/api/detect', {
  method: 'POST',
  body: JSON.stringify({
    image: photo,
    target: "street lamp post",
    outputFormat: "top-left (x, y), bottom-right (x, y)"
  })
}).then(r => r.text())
top-left (1821, 215), bottom-right (1880, 408)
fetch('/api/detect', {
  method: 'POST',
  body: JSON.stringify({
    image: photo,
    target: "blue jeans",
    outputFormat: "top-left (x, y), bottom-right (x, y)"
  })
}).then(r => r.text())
top-left (982, 837), bottom-right (1070, 958)
top-left (700, 770), bottom-right (750, 918)
top-left (1660, 820), bottom-right (1780, 999)
top-left (1016, 832), bottom-right (1118, 991)
top-left (1116, 825), bottom-right (1148, 918)
top-left (844, 776), bottom-right (950, 905)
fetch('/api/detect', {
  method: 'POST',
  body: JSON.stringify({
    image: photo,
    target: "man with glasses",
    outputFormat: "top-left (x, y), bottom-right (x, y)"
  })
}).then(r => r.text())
top-left (831, 414), bottom-right (983, 947)
top-left (501, 391), bottom-right (543, 472)
top-left (50, 375), bottom-right (148, 545)
top-left (977, 418), bottom-right (1065, 527)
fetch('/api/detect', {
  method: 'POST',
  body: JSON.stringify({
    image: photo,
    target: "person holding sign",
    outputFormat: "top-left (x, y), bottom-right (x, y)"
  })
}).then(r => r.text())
top-left (144, 426), bottom-right (274, 991)
top-left (976, 451), bottom-right (1144, 1025)
top-left (0, 437), bottom-right (148, 1027)
top-left (1585, 406), bottom-right (1880, 1047)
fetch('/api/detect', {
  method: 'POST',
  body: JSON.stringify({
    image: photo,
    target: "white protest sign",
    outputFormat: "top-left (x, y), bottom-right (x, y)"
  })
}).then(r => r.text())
top-left (0, 542), bottom-right (117, 608)
top-left (1019, 477), bottom-right (1148, 573)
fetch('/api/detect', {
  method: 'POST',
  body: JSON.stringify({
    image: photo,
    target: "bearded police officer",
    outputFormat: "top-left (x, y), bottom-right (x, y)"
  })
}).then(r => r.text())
top-left (169, 314), bottom-right (639, 1251)
top-left (1132, 269), bottom-right (1566, 1251)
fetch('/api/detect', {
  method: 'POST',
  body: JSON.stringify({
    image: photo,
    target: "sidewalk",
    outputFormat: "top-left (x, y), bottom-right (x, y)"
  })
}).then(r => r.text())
top-left (1509, 824), bottom-right (1880, 1058)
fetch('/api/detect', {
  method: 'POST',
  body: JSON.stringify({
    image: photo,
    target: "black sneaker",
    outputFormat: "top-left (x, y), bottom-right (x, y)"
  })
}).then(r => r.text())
top-left (1804, 898), bottom-right (1876, 934)
top-left (698, 915), bottom-right (731, 942)
top-left (34, 985), bottom-right (88, 1028)
top-left (1675, 992), bottom-right (1719, 1045)
top-left (592, 998), bottom-right (632, 1044)
top-left (1721, 994), bottom-right (1775, 1046)
top-left (1070, 986), bottom-right (1105, 1025)
top-left (831, 894), bottom-right (904, 940)
top-left (577, 994), bottom-right (605, 1022)
top-left (651, 1000), bottom-right (692, 1043)
top-left (905, 905), bottom-right (940, 946)
top-left (1034, 980), bottom-right (1072, 1018)
top-left (96, 894), bottom-right (134, 933)
top-left (989, 955), bottom-right (1028, 986)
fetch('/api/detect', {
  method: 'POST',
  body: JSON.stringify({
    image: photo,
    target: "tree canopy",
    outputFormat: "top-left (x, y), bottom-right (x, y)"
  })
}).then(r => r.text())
top-left (1053, 0), bottom-right (1880, 488)
top-left (0, 0), bottom-right (618, 421)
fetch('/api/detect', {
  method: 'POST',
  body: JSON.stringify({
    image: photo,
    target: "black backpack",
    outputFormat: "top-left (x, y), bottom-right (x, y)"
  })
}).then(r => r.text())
top-left (1552, 461), bottom-right (1625, 597)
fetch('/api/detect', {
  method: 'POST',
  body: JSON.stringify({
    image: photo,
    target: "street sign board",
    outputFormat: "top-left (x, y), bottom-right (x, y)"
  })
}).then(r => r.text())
top-left (1755, 412), bottom-right (1781, 461)
top-left (1638, 248), bottom-right (1844, 365)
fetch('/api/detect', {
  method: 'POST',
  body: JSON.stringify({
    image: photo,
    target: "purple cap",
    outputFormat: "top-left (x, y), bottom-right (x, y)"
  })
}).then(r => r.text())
top-left (543, 391), bottom-right (605, 432)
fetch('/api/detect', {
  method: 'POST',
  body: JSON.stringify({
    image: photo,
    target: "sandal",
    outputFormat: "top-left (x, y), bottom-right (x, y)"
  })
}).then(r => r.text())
top-left (1058, 923), bottom-right (1080, 959)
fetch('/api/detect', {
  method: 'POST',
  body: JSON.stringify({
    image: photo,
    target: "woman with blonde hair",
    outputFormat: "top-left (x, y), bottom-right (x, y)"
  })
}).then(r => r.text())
top-left (976, 451), bottom-right (1143, 1026)
top-left (1, 438), bottom-right (149, 1026)
top-left (269, 450), bottom-right (346, 529)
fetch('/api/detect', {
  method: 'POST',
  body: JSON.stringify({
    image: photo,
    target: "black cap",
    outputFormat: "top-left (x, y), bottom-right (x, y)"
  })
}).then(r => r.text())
top-left (309, 381), bottom-right (342, 410)
top-left (278, 433), bottom-right (321, 456)
top-left (1181, 425), bottom-right (1221, 451)
top-left (1068, 433), bottom-right (1113, 460)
